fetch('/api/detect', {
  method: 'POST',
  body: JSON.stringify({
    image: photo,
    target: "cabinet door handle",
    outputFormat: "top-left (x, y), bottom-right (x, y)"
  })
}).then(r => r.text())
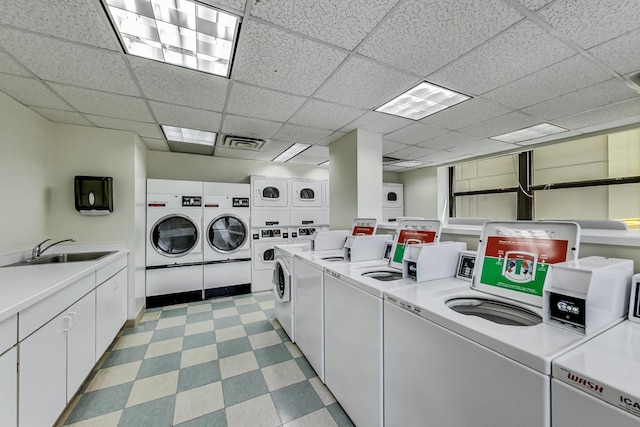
top-left (63, 315), bottom-right (72, 332)
top-left (68, 311), bottom-right (77, 327)
top-left (114, 278), bottom-right (120, 290)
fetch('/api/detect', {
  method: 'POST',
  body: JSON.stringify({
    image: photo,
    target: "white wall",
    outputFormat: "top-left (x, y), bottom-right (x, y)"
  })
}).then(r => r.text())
top-left (0, 92), bottom-right (51, 254)
top-left (148, 150), bottom-right (329, 183)
top-left (134, 140), bottom-right (148, 317)
top-left (400, 166), bottom-right (440, 219)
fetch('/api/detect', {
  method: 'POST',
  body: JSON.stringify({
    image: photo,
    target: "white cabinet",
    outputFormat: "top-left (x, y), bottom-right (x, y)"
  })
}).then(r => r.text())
top-left (0, 347), bottom-right (17, 427)
top-left (96, 267), bottom-right (127, 359)
top-left (19, 291), bottom-right (96, 427)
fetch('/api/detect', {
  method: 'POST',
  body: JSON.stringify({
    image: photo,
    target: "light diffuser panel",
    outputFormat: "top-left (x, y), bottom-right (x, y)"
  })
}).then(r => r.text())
top-left (376, 82), bottom-right (470, 120)
top-left (490, 123), bottom-right (568, 143)
top-left (161, 125), bottom-right (216, 145)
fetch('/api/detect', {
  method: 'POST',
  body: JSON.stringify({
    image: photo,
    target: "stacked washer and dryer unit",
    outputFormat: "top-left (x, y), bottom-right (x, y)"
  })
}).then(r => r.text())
top-left (250, 175), bottom-right (329, 292)
top-left (382, 182), bottom-right (404, 222)
top-left (146, 179), bottom-right (251, 307)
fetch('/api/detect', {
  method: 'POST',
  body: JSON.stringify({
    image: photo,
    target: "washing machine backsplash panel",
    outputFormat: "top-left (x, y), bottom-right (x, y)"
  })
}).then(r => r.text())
top-left (473, 221), bottom-right (581, 308)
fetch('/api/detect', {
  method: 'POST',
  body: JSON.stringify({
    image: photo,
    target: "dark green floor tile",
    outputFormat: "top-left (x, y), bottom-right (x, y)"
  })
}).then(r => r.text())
top-left (217, 337), bottom-right (252, 359)
top-left (160, 307), bottom-right (188, 318)
top-left (64, 382), bottom-right (133, 424)
top-left (271, 381), bottom-right (324, 424)
top-left (151, 325), bottom-right (185, 342)
top-left (175, 409), bottom-right (227, 427)
top-left (254, 293), bottom-right (274, 302)
top-left (236, 303), bottom-right (261, 314)
top-left (146, 306), bottom-right (163, 312)
top-left (295, 357), bottom-right (317, 379)
top-left (187, 311), bottom-right (213, 324)
top-left (211, 300), bottom-right (235, 310)
top-left (122, 321), bottom-right (157, 336)
top-left (275, 328), bottom-right (290, 342)
top-left (177, 361), bottom-right (221, 392)
top-left (214, 315), bottom-right (241, 329)
top-left (183, 331), bottom-right (216, 350)
top-left (243, 319), bottom-right (275, 336)
top-left (254, 344), bottom-right (293, 368)
top-left (137, 353), bottom-right (181, 379)
top-left (327, 403), bottom-right (355, 427)
top-left (101, 345), bottom-right (147, 368)
top-left (118, 395), bottom-right (176, 427)
top-left (221, 370), bottom-right (268, 406)
top-left (264, 308), bottom-right (275, 319)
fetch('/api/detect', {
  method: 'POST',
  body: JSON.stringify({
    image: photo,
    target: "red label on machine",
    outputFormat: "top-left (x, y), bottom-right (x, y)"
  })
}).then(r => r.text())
top-left (352, 226), bottom-right (375, 236)
top-left (397, 229), bottom-right (436, 245)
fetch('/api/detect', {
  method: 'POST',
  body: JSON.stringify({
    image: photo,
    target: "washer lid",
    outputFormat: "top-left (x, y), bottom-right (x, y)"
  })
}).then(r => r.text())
top-left (473, 221), bottom-right (580, 308)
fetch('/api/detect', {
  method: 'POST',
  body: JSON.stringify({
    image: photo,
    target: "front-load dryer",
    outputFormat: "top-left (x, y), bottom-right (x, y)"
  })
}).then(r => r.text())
top-left (251, 175), bottom-right (289, 209)
top-left (146, 179), bottom-right (204, 306)
top-left (203, 182), bottom-right (251, 299)
top-left (382, 221), bottom-right (632, 427)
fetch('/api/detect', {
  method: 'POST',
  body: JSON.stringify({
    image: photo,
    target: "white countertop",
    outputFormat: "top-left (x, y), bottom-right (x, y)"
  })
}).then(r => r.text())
top-left (0, 247), bottom-right (128, 323)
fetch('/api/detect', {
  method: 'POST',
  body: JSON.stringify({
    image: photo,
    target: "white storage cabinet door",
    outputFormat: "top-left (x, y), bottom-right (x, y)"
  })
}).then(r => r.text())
top-left (0, 347), bottom-right (17, 427)
top-left (96, 268), bottom-right (127, 359)
top-left (67, 291), bottom-right (97, 401)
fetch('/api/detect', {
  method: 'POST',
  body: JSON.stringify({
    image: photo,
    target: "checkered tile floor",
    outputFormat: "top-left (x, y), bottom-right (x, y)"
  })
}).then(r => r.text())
top-left (57, 291), bottom-right (354, 427)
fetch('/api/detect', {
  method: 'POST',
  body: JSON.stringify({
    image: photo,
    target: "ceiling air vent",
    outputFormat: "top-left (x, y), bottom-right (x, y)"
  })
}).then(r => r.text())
top-left (220, 135), bottom-right (267, 151)
top-left (382, 156), bottom-right (402, 164)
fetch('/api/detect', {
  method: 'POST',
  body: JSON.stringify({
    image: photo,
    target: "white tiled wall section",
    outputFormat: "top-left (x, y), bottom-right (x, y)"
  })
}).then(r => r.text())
top-left (455, 193), bottom-right (517, 221)
top-left (455, 155), bottom-right (518, 192)
top-left (534, 134), bottom-right (608, 184)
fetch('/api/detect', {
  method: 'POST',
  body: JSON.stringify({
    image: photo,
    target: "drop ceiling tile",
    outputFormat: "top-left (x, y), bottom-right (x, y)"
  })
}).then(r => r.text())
top-left (482, 55), bottom-right (611, 109)
top-left (0, 0), bottom-right (119, 50)
top-left (0, 75), bottom-right (71, 110)
top-left (420, 98), bottom-right (512, 130)
top-left (261, 140), bottom-right (293, 153)
top-left (130, 57), bottom-right (228, 111)
top-left (221, 115), bottom-right (283, 139)
top-left (0, 51), bottom-right (32, 76)
top-left (203, 0), bottom-right (246, 14)
top-left (514, 129), bottom-right (583, 146)
top-left (382, 140), bottom-right (412, 155)
top-left (49, 83), bottom-right (153, 122)
top-left (273, 124), bottom-right (334, 144)
top-left (341, 111), bottom-right (414, 134)
top-left (314, 56), bottom-right (419, 109)
top-left (303, 145), bottom-right (330, 157)
top-left (458, 112), bottom-right (541, 139)
top-left (383, 165), bottom-right (409, 172)
top-left (142, 138), bottom-right (170, 152)
top-left (447, 139), bottom-right (515, 154)
top-left (226, 82), bottom-right (306, 122)
top-left (357, 0), bottom-right (522, 75)
top-left (537, 0), bottom-right (640, 49)
top-left (522, 79), bottom-right (638, 120)
top-left (86, 115), bottom-right (163, 139)
top-left (588, 29), bottom-right (640, 76)
top-left (214, 147), bottom-right (258, 160)
top-left (289, 99), bottom-right (365, 130)
top-left (149, 101), bottom-right (222, 132)
top-left (0, 28), bottom-right (138, 95)
top-left (233, 20), bottom-right (347, 96)
top-left (416, 131), bottom-right (475, 150)
top-left (417, 150), bottom-right (465, 163)
top-left (429, 20), bottom-right (576, 95)
top-left (30, 107), bottom-right (92, 126)
top-left (287, 155), bottom-right (328, 165)
top-left (251, 0), bottom-right (398, 50)
top-left (553, 97), bottom-right (640, 131)
top-left (384, 122), bottom-right (448, 145)
top-left (316, 132), bottom-right (347, 146)
top-left (517, 0), bottom-right (554, 11)
top-left (387, 145), bottom-right (437, 160)
top-left (254, 151), bottom-right (279, 162)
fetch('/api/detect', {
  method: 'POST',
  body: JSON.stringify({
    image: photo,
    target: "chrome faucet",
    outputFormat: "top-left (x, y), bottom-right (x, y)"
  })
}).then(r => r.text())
top-left (31, 238), bottom-right (76, 260)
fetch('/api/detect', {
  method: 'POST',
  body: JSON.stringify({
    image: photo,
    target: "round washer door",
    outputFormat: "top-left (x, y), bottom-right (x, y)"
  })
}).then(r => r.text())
top-left (207, 214), bottom-right (248, 253)
top-left (151, 214), bottom-right (199, 257)
top-left (273, 259), bottom-right (290, 302)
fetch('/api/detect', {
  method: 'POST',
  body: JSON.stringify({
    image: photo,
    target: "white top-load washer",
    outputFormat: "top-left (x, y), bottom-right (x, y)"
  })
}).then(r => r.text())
top-left (273, 243), bottom-right (310, 342)
top-left (551, 273), bottom-right (640, 426)
top-left (202, 182), bottom-right (251, 298)
top-left (382, 221), bottom-right (634, 427)
top-left (146, 179), bottom-right (204, 306)
top-left (322, 220), bottom-right (462, 427)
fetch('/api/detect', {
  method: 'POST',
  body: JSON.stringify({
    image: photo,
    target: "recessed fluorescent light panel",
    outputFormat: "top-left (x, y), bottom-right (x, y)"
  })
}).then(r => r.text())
top-left (273, 143), bottom-right (310, 162)
top-left (162, 125), bottom-right (216, 145)
top-left (393, 161), bottom-right (425, 168)
top-left (105, 0), bottom-right (240, 77)
top-left (490, 123), bottom-right (568, 143)
top-left (375, 81), bottom-right (470, 120)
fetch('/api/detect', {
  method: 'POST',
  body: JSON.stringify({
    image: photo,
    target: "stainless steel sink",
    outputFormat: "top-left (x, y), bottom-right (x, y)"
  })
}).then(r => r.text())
top-left (4, 251), bottom-right (116, 267)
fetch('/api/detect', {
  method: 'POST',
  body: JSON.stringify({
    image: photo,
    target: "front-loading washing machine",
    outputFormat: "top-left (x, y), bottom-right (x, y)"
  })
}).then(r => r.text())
top-left (202, 182), bottom-right (251, 299)
top-left (273, 243), bottom-right (309, 342)
top-left (550, 273), bottom-right (640, 427)
top-left (251, 226), bottom-right (289, 292)
top-left (382, 221), bottom-right (632, 427)
top-left (146, 179), bottom-right (204, 307)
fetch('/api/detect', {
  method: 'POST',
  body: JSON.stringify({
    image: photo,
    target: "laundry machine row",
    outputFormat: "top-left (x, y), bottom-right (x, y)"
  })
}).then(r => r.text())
top-left (146, 179), bottom-right (251, 307)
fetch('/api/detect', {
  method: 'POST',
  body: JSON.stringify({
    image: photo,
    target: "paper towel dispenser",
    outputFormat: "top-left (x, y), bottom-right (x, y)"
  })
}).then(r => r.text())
top-left (74, 176), bottom-right (113, 215)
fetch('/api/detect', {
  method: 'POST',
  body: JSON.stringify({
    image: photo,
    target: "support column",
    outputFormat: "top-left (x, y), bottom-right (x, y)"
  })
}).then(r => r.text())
top-left (329, 129), bottom-right (383, 229)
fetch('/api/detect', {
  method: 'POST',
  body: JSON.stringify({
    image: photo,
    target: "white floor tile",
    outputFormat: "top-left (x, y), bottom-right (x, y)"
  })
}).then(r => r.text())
top-left (248, 330), bottom-right (282, 350)
top-left (226, 394), bottom-right (281, 427)
top-left (156, 316), bottom-right (187, 330)
top-left (213, 307), bottom-right (239, 319)
top-left (284, 342), bottom-right (303, 358)
top-left (163, 303), bottom-right (188, 310)
top-left (113, 332), bottom-right (153, 350)
top-left (234, 296), bottom-right (257, 306)
top-left (180, 344), bottom-right (219, 369)
top-left (126, 371), bottom-right (179, 407)
top-left (140, 311), bottom-right (161, 322)
top-left (215, 325), bottom-right (247, 343)
top-left (309, 377), bottom-right (336, 406)
top-left (65, 411), bottom-right (123, 427)
top-left (283, 408), bottom-right (338, 427)
top-left (261, 359), bottom-right (306, 392)
top-left (187, 304), bottom-right (212, 314)
top-left (144, 337), bottom-right (184, 358)
top-left (240, 311), bottom-right (267, 324)
top-left (173, 382), bottom-right (224, 425)
top-left (185, 320), bottom-right (214, 336)
top-left (259, 300), bottom-right (275, 310)
top-left (219, 351), bottom-right (259, 379)
top-left (85, 361), bottom-right (141, 392)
